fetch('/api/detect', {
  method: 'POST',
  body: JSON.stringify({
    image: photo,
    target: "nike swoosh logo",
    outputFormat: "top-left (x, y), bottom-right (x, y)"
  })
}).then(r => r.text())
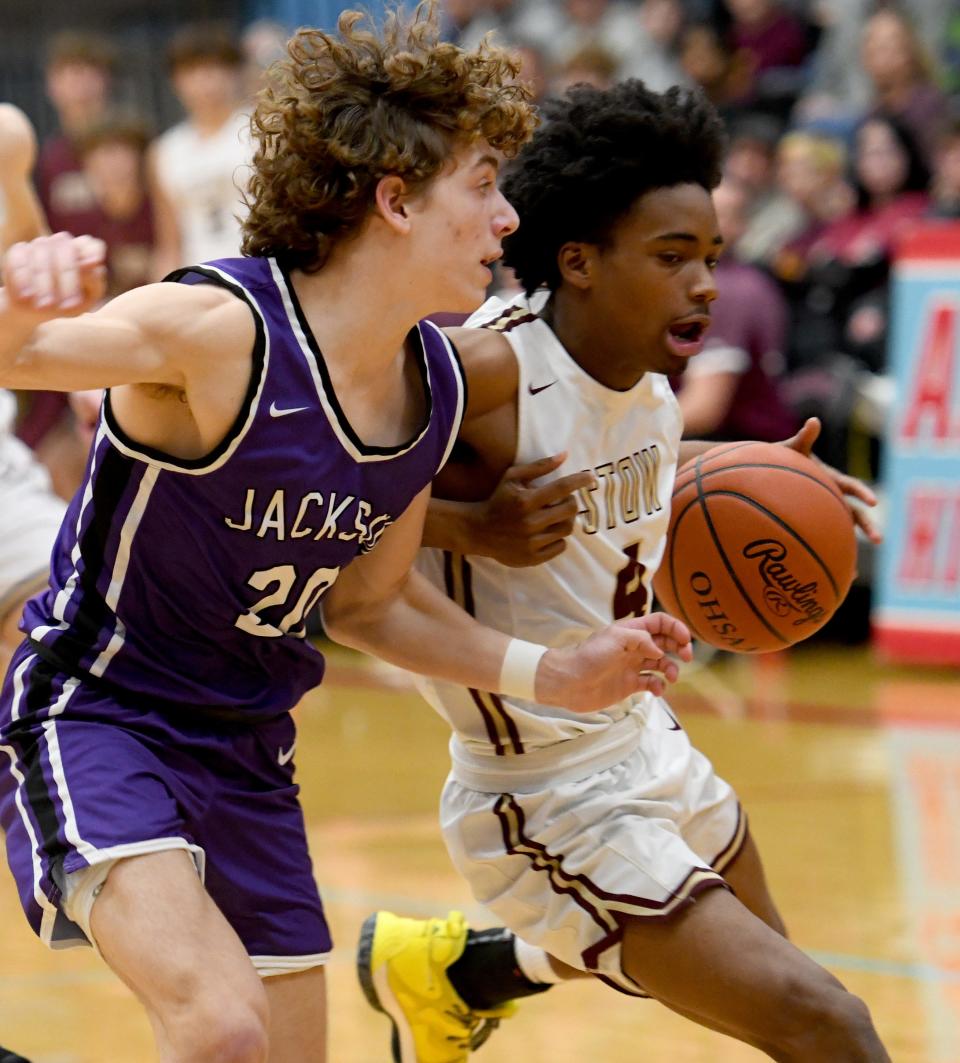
top-left (278, 742), bottom-right (296, 766)
top-left (528, 381), bottom-right (557, 395)
top-left (269, 402), bottom-right (311, 418)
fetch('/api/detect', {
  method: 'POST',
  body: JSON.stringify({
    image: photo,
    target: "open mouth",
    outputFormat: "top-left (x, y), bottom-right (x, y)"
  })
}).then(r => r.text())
top-left (665, 317), bottom-right (709, 357)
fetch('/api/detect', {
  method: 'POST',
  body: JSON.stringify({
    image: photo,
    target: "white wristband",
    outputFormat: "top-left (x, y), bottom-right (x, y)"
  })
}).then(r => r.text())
top-left (499, 638), bottom-right (548, 701)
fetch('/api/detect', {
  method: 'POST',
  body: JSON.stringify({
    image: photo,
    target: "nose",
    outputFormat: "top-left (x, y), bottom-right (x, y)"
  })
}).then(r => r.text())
top-left (494, 189), bottom-right (520, 238)
top-left (690, 259), bottom-right (718, 305)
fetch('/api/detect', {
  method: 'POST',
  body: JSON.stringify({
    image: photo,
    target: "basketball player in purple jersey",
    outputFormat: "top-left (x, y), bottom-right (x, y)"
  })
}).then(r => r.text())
top-left (0, 6), bottom-right (694, 1062)
top-left (361, 82), bottom-right (888, 1061)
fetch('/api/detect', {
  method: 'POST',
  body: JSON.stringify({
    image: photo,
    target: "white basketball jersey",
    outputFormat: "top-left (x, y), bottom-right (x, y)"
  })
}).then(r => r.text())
top-left (154, 110), bottom-right (253, 266)
top-left (416, 293), bottom-right (683, 762)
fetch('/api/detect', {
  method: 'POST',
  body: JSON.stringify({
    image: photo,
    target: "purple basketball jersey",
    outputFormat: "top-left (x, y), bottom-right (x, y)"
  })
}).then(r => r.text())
top-left (20, 256), bottom-right (466, 719)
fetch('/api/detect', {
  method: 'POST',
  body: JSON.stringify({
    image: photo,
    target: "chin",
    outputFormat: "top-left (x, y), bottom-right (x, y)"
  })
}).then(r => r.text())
top-left (663, 353), bottom-right (690, 377)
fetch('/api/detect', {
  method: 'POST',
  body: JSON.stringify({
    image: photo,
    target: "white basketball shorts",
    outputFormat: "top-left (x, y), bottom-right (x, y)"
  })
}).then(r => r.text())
top-left (440, 700), bottom-right (747, 995)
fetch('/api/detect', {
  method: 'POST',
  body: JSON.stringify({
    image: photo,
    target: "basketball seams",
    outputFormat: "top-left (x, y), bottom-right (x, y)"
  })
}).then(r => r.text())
top-left (657, 444), bottom-right (856, 653)
top-left (696, 489), bottom-right (845, 598)
top-left (692, 455), bottom-right (789, 647)
top-left (677, 461), bottom-right (850, 514)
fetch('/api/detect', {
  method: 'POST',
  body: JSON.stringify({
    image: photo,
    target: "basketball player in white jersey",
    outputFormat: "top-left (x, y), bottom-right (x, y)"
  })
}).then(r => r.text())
top-left (0, 106), bottom-right (67, 666)
top-left (359, 82), bottom-right (889, 1062)
top-left (149, 24), bottom-right (253, 279)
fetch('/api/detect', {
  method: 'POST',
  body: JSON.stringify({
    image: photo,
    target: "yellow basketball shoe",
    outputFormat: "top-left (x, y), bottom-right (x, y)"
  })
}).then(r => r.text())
top-left (357, 910), bottom-right (517, 1062)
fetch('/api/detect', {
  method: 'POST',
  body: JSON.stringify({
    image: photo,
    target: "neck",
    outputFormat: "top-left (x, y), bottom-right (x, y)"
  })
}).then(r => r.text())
top-left (541, 292), bottom-right (645, 391)
top-left (289, 244), bottom-right (429, 381)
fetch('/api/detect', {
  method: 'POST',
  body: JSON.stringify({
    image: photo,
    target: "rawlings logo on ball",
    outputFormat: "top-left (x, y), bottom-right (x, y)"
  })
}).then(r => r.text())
top-left (742, 540), bottom-right (827, 627)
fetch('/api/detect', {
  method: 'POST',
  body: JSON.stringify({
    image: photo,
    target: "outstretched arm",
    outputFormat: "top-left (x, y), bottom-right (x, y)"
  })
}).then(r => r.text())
top-left (323, 486), bottom-right (692, 713)
top-left (0, 232), bottom-right (251, 393)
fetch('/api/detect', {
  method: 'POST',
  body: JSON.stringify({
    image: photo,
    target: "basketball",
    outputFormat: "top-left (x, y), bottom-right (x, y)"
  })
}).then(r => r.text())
top-left (653, 442), bottom-right (857, 653)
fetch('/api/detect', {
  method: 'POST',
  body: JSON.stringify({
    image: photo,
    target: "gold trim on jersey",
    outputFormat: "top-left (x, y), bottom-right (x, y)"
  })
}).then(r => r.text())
top-left (482, 306), bottom-right (539, 334)
top-left (493, 794), bottom-right (729, 973)
top-left (442, 552), bottom-right (524, 755)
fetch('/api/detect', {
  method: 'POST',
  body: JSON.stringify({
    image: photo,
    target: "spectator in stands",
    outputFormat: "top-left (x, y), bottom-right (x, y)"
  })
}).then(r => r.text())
top-left (510, 41), bottom-right (549, 103)
top-left (723, 114), bottom-right (798, 264)
top-left (725, 0), bottom-right (814, 118)
top-left (674, 178), bottom-right (798, 442)
top-left (927, 116), bottom-right (960, 219)
top-left (808, 113), bottom-right (929, 273)
top-left (23, 33), bottom-right (115, 484)
top-left (148, 23), bottom-right (252, 279)
top-left (75, 113), bottom-right (155, 298)
top-left (240, 18), bottom-right (289, 99)
top-left (782, 113), bottom-right (929, 387)
top-left (771, 131), bottom-right (855, 280)
top-left (37, 31), bottom-right (116, 233)
top-left (860, 5), bottom-right (948, 167)
top-left (677, 21), bottom-right (754, 125)
top-left (618, 0), bottom-right (692, 92)
top-left (549, 43), bottom-right (620, 94)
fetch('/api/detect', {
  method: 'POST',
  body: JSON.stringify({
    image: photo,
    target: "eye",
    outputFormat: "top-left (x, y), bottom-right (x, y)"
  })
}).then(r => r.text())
top-left (658, 252), bottom-right (683, 265)
top-left (706, 256), bottom-right (720, 270)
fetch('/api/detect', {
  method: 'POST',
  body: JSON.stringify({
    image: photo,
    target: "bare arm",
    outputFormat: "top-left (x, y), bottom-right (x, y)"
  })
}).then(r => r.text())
top-left (0, 233), bottom-right (255, 455)
top-left (323, 486), bottom-right (692, 712)
top-left (429, 325), bottom-right (595, 566)
top-left (0, 104), bottom-right (47, 251)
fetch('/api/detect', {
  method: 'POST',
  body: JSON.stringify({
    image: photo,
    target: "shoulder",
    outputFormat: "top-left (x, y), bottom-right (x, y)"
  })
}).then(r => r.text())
top-left (442, 324), bottom-right (518, 420)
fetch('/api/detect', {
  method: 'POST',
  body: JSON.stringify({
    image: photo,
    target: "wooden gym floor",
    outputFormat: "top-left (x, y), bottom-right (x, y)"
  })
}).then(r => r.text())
top-left (1, 641), bottom-right (958, 1062)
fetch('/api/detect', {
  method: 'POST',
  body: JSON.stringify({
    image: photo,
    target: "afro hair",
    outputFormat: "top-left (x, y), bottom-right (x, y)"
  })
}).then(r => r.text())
top-left (502, 80), bottom-right (726, 295)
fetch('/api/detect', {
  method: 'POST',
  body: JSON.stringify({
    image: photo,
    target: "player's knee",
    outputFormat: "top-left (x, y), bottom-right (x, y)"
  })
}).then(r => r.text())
top-left (772, 977), bottom-right (884, 1061)
top-left (171, 981), bottom-right (269, 1063)
top-left (187, 1003), bottom-right (269, 1063)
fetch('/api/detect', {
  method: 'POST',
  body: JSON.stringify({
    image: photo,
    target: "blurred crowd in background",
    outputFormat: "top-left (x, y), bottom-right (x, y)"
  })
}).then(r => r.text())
top-left (2, 0), bottom-right (960, 600)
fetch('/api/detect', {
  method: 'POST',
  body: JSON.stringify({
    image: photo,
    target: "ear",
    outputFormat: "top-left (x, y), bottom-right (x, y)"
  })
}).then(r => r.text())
top-left (556, 242), bottom-right (594, 290)
top-left (374, 175), bottom-right (412, 235)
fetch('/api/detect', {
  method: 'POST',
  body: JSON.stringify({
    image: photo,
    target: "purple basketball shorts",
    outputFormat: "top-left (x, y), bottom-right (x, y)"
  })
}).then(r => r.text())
top-left (0, 643), bottom-right (331, 963)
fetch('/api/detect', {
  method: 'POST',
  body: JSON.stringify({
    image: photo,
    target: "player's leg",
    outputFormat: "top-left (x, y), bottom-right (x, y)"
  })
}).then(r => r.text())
top-left (87, 850), bottom-right (269, 1062)
top-left (261, 969), bottom-right (327, 1063)
top-left (720, 828), bottom-right (787, 936)
top-left (620, 886), bottom-right (887, 1060)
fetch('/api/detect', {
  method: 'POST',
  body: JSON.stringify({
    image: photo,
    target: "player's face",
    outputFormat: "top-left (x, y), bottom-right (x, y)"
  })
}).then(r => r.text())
top-left (587, 182), bottom-right (722, 377)
top-left (406, 141), bottom-right (519, 314)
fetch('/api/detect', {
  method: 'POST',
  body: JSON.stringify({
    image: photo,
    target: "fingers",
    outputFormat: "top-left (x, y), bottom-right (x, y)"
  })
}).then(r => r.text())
top-left (783, 416), bottom-right (821, 456)
top-left (528, 469), bottom-right (596, 507)
top-left (833, 471), bottom-right (878, 507)
top-left (3, 233), bottom-right (107, 314)
top-left (852, 506), bottom-right (883, 545)
top-left (617, 611), bottom-right (692, 648)
top-left (4, 241), bottom-right (35, 300)
top-left (502, 452), bottom-right (567, 484)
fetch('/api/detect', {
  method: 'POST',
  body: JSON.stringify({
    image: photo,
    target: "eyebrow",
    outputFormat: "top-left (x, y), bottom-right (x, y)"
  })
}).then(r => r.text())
top-left (654, 232), bottom-right (725, 245)
top-left (472, 154), bottom-right (500, 172)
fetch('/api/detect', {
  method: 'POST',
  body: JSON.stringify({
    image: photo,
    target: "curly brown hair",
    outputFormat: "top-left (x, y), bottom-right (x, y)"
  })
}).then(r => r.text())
top-left (241, 1), bottom-right (536, 272)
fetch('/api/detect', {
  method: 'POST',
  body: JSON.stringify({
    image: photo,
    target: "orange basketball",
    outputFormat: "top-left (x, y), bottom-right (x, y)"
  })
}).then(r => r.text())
top-left (652, 442), bottom-right (857, 653)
